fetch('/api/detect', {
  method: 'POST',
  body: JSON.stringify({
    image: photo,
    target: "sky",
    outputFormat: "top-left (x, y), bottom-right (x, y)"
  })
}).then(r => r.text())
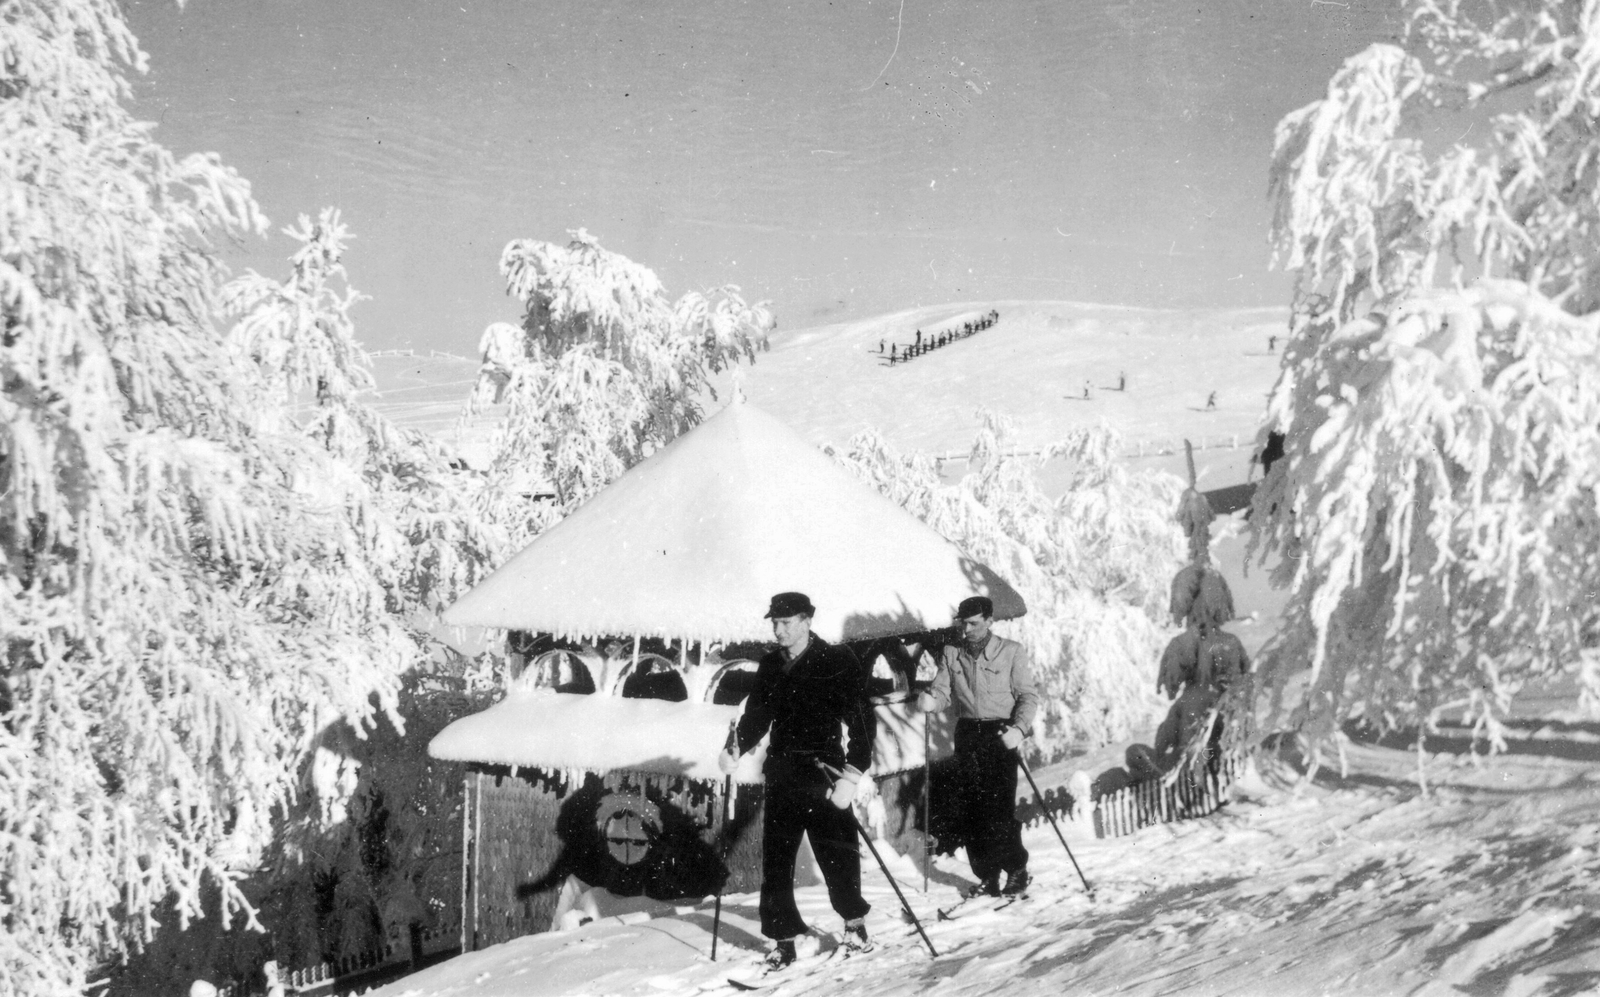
top-left (123, 0), bottom-right (1403, 355)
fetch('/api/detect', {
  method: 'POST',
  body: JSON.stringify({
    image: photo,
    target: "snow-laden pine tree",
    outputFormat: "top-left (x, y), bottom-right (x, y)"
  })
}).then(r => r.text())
top-left (223, 209), bottom-right (501, 630)
top-left (833, 414), bottom-right (1185, 754)
top-left (465, 230), bottom-right (772, 548)
top-left (215, 212), bottom-right (502, 975)
top-left (1253, 0), bottom-right (1600, 775)
top-left (0, 6), bottom-right (469, 994)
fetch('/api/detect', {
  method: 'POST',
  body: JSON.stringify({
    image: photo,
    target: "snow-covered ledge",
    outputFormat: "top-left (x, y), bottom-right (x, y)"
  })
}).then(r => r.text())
top-left (428, 689), bottom-right (766, 783)
top-left (428, 689), bottom-right (945, 782)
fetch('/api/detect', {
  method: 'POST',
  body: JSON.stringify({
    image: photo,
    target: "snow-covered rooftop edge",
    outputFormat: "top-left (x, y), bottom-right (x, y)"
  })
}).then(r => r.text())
top-left (428, 690), bottom-right (948, 781)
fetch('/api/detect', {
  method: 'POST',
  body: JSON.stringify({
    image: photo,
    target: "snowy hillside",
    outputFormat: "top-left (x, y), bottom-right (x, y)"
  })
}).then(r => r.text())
top-left (365, 732), bottom-right (1600, 997)
top-left (369, 300), bottom-right (1283, 470)
top-left (704, 300), bottom-right (1284, 456)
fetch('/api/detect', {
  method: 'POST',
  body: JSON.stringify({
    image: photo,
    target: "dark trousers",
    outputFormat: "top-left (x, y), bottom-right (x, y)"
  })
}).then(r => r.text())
top-left (953, 718), bottom-right (1028, 882)
top-left (758, 775), bottom-right (870, 940)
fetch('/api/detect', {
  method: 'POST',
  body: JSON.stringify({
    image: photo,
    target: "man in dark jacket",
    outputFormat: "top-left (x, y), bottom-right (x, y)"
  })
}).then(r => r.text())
top-left (917, 595), bottom-right (1039, 899)
top-left (719, 592), bottom-right (876, 972)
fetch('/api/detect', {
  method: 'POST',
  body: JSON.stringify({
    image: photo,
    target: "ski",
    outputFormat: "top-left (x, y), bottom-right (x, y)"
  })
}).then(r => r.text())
top-left (718, 962), bottom-right (785, 992)
top-left (935, 893), bottom-right (998, 920)
top-left (720, 942), bottom-right (851, 990)
top-left (936, 892), bottom-right (1029, 921)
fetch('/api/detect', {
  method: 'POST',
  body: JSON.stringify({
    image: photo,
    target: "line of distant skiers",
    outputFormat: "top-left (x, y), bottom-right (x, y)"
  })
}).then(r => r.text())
top-left (881, 309), bottom-right (1000, 365)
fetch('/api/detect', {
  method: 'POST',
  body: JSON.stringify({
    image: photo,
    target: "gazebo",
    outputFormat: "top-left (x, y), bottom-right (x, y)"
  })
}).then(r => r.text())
top-left (431, 398), bottom-right (1025, 949)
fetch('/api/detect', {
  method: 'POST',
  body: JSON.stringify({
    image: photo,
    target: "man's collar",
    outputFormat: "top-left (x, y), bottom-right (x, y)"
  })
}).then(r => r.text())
top-left (781, 633), bottom-right (814, 667)
top-left (963, 633), bottom-right (991, 658)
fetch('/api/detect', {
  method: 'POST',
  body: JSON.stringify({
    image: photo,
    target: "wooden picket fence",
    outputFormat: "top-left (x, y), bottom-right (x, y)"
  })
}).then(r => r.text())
top-left (215, 916), bottom-right (460, 997)
top-left (1091, 751), bottom-right (1246, 839)
top-left (1010, 750), bottom-right (1247, 841)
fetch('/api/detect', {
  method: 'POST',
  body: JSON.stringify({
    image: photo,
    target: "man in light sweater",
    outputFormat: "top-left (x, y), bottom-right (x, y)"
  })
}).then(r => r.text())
top-left (917, 595), bottom-right (1040, 898)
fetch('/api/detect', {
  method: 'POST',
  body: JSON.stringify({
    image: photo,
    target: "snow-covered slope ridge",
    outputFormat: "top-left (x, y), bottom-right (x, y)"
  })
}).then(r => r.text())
top-left (370, 301), bottom-right (1286, 458)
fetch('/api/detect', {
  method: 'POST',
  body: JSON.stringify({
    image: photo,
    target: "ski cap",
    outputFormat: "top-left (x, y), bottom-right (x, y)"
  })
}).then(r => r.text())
top-left (763, 591), bottom-right (815, 619)
top-left (955, 595), bottom-right (993, 620)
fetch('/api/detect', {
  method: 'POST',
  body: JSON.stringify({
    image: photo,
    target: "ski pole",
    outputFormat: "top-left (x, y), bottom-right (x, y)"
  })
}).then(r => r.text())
top-left (815, 760), bottom-right (938, 958)
top-left (921, 710), bottom-right (930, 894)
top-left (852, 811), bottom-right (939, 959)
top-left (1016, 753), bottom-right (1093, 897)
top-left (711, 722), bottom-right (737, 960)
top-left (710, 773), bottom-right (732, 961)
top-left (812, 764), bottom-right (934, 960)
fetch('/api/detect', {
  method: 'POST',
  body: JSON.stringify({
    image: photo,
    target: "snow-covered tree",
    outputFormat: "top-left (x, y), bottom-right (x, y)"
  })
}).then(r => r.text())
top-left (465, 229), bottom-right (772, 547)
top-left (0, 6), bottom-right (473, 994)
top-left (223, 208), bottom-right (501, 626)
top-left (832, 413), bottom-right (1185, 755)
top-left (1253, 0), bottom-right (1600, 776)
top-left (211, 212), bottom-right (501, 978)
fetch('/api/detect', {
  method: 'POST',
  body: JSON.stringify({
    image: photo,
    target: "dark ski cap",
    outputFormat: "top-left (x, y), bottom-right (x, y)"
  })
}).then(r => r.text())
top-left (764, 591), bottom-right (815, 619)
top-left (955, 595), bottom-right (994, 620)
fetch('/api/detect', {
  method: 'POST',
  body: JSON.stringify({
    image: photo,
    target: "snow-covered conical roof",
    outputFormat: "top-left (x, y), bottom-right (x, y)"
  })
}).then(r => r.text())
top-left (443, 399), bottom-right (1025, 643)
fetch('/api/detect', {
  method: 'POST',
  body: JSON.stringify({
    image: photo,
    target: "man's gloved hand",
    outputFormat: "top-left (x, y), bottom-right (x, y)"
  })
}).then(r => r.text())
top-left (1000, 726), bottom-right (1025, 751)
top-left (915, 692), bottom-right (937, 713)
top-left (828, 766), bottom-right (862, 809)
top-left (718, 746), bottom-right (741, 775)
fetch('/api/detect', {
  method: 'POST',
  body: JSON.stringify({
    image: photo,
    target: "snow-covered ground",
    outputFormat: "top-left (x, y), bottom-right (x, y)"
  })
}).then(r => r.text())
top-left (364, 303), bottom-right (1600, 996)
top-left (366, 734), bottom-right (1600, 997)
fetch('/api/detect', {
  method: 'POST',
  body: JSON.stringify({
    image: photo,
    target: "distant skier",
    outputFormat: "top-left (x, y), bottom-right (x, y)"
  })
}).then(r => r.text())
top-left (719, 592), bottom-right (876, 973)
top-left (1205, 391), bottom-right (1217, 411)
top-left (1268, 335), bottom-right (1277, 353)
top-left (1083, 380), bottom-right (1092, 400)
top-left (1118, 371), bottom-right (1126, 392)
top-left (1257, 430), bottom-right (1286, 477)
top-left (917, 596), bottom-right (1039, 899)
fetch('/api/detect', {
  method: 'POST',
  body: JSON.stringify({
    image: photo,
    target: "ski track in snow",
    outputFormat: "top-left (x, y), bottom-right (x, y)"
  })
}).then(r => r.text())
top-left (367, 742), bottom-right (1600, 997)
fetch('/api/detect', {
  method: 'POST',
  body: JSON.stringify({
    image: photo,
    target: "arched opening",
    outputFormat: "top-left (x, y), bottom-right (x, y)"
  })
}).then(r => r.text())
top-left (707, 660), bottom-right (760, 705)
top-left (849, 635), bottom-right (934, 699)
top-left (520, 649), bottom-right (597, 695)
top-left (866, 651), bottom-right (910, 699)
top-left (616, 653), bottom-right (687, 701)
